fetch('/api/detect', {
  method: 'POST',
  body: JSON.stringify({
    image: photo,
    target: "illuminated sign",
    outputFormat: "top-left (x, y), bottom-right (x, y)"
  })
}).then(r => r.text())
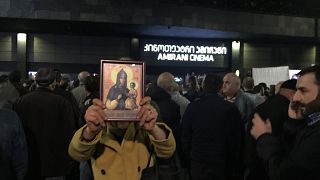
top-left (143, 44), bottom-right (227, 62)
top-left (140, 39), bottom-right (230, 68)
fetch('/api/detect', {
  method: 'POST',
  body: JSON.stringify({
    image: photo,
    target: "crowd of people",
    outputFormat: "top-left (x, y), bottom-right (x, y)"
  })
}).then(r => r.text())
top-left (1, 64), bottom-right (320, 180)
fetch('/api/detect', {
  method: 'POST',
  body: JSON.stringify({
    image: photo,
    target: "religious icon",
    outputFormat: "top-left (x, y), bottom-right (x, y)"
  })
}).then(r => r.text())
top-left (100, 60), bottom-right (145, 121)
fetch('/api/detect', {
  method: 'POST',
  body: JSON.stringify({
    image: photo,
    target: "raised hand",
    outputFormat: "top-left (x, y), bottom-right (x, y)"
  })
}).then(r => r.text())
top-left (83, 99), bottom-right (108, 140)
top-left (250, 113), bottom-right (272, 140)
top-left (288, 100), bottom-right (304, 120)
top-left (137, 96), bottom-right (158, 131)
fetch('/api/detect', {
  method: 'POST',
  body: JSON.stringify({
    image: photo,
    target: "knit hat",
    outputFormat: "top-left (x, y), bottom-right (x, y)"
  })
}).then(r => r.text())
top-left (280, 79), bottom-right (297, 90)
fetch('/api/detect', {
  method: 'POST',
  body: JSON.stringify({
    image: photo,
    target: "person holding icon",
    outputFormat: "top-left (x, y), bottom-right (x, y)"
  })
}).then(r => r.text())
top-left (68, 96), bottom-right (176, 180)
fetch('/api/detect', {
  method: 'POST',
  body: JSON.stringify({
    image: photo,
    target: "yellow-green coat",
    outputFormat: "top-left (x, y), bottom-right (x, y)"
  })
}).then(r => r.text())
top-left (69, 123), bottom-right (176, 180)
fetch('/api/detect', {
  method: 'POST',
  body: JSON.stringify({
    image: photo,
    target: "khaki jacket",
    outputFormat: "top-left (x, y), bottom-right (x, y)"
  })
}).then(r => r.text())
top-left (69, 122), bottom-right (176, 180)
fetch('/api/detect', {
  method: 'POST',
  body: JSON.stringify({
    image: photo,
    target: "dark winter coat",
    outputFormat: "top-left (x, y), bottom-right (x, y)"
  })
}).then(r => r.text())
top-left (0, 109), bottom-right (28, 180)
top-left (256, 117), bottom-right (320, 180)
top-left (181, 93), bottom-right (244, 180)
top-left (146, 85), bottom-right (180, 136)
top-left (244, 94), bottom-right (291, 180)
top-left (13, 87), bottom-right (77, 179)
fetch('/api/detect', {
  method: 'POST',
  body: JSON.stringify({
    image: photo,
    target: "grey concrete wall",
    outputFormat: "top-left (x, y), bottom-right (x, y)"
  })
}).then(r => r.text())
top-left (28, 34), bottom-right (130, 64)
top-left (0, 0), bottom-right (315, 37)
top-left (0, 32), bottom-right (16, 61)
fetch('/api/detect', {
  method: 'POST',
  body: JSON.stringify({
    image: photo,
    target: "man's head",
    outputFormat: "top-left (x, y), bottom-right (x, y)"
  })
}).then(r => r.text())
top-left (84, 75), bottom-right (100, 94)
top-left (78, 71), bottom-right (90, 85)
top-left (157, 72), bottom-right (176, 93)
top-left (35, 68), bottom-right (57, 89)
top-left (223, 73), bottom-right (241, 97)
top-left (59, 74), bottom-right (71, 90)
top-left (242, 76), bottom-right (254, 91)
top-left (119, 57), bottom-right (133, 61)
top-left (8, 70), bottom-right (22, 84)
top-left (291, 65), bottom-right (320, 119)
top-left (188, 76), bottom-right (199, 90)
top-left (53, 69), bottom-right (62, 83)
top-left (278, 79), bottom-right (297, 101)
top-left (116, 69), bottom-right (127, 87)
top-left (202, 73), bottom-right (223, 94)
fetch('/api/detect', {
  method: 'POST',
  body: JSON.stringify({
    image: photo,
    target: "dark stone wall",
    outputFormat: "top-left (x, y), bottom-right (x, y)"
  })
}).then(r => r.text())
top-left (28, 34), bottom-right (130, 64)
top-left (0, 32), bottom-right (316, 74)
top-left (0, 1), bottom-right (318, 74)
top-left (243, 42), bottom-right (315, 70)
top-left (0, 0), bottom-right (315, 37)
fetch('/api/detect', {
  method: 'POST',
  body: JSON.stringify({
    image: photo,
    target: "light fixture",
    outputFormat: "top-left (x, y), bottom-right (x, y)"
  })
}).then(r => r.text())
top-left (131, 38), bottom-right (139, 43)
top-left (17, 33), bottom-right (27, 42)
top-left (235, 69), bottom-right (240, 77)
top-left (232, 41), bottom-right (240, 49)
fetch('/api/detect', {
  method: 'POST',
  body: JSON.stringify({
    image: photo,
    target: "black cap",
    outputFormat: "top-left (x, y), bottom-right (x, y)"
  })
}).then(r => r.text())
top-left (280, 79), bottom-right (297, 90)
top-left (35, 68), bottom-right (56, 86)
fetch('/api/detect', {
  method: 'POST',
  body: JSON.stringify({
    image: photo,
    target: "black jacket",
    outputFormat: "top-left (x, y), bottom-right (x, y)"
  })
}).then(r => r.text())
top-left (54, 86), bottom-right (80, 128)
top-left (0, 109), bottom-right (28, 180)
top-left (255, 94), bottom-right (290, 136)
top-left (244, 94), bottom-right (291, 180)
top-left (13, 87), bottom-right (77, 179)
top-left (256, 118), bottom-right (320, 180)
top-left (146, 85), bottom-right (180, 135)
top-left (181, 93), bottom-right (244, 180)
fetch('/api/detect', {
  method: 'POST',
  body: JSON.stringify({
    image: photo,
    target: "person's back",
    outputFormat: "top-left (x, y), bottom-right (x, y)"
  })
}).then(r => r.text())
top-left (79, 75), bottom-right (100, 129)
top-left (54, 85), bottom-right (80, 126)
top-left (170, 90), bottom-right (189, 120)
top-left (0, 75), bottom-right (20, 109)
top-left (181, 73), bottom-right (244, 180)
top-left (183, 94), bottom-right (242, 159)
top-left (185, 75), bottom-right (201, 102)
top-left (72, 85), bottom-right (87, 107)
top-left (155, 72), bottom-right (186, 124)
top-left (15, 87), bottom-right (77, 179)
top-left (245, 80), bottom-right (297, 180)
top-left (53, 69), bottom-right (80, 128)
top-left (146, 84), bottom-right (180, 136)
top-left (244, 92), bottom-right (265, 107)
top-left (245, 94), bottom-right (292, 180)
top-left (71, 71), bottom-right (90, 107)
top-left (155, 72), bottom-right (189, 169)
top-left (234, 90), bottom-right (256, 124)
top-left (256, 81), bottom-right (297, 137)
top-left (8, 70), bottom-right (28, 97)
top-left (168, 82), bottom-right (190, 122)
top-left (0, 108), bottom-right (28, 180)
top-left (13, 68), bottom-right (77, 179)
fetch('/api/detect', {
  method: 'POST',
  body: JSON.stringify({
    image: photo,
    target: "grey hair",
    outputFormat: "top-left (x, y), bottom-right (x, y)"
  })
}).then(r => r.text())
top-left (157, 72), bottom-right (176, 92)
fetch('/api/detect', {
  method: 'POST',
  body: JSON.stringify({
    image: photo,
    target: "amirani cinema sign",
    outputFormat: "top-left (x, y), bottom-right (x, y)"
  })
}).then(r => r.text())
top-left (143, 44), bottom-right (227, 62)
